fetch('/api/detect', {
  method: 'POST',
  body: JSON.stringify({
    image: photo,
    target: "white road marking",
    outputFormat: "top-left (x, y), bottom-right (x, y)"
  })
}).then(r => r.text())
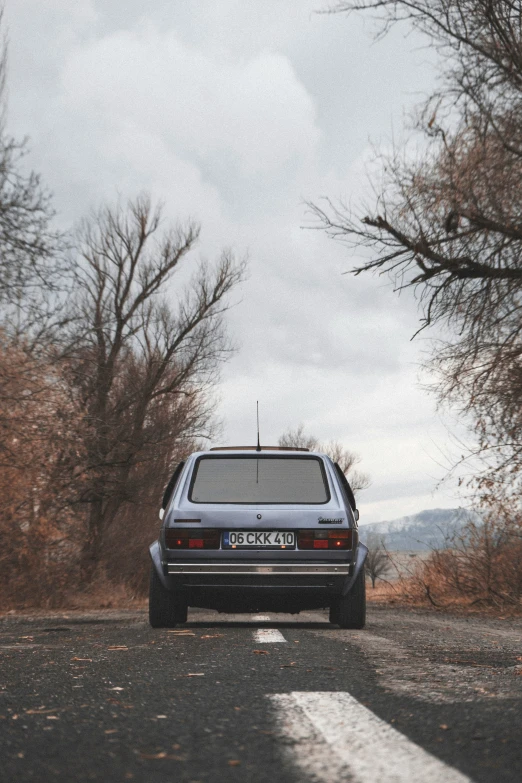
top-left (251, 614), bottom-right (286, 643)
top-left (253, 628), bottom-right (287, 643)
top-left (270, 691), bottom-right (472, 783)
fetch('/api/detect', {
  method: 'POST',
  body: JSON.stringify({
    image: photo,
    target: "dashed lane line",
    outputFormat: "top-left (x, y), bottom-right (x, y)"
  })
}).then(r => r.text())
top-left (253, 628), bottom-right (287, 643)
top-left (251, 615), bottom-right (287, 643)
top-left (270, 691), bottom-right (472, 783)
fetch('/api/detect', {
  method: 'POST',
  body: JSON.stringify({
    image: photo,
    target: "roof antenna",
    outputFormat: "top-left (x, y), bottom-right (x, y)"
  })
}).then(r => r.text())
top-left (256, 400), bottom-right (262, 452)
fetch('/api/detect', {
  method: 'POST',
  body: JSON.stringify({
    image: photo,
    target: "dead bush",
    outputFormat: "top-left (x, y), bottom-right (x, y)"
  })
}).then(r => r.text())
top-left (401, 512), bottom-right (522, 611)
top-left (0, 338), bottom-right (86, 608)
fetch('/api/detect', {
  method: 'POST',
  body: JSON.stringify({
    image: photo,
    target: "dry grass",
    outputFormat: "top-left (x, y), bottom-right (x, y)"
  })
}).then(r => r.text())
top-left (366, 579), bottom-right (402, 604)
top-left (368, 582), bottom-right (522, 617)
top-left (366, 569), bottom-right (522, 618)
top-left (365, 514), bottom-right (522, 617)
top-left (0, 574), bottom-right (148, 615)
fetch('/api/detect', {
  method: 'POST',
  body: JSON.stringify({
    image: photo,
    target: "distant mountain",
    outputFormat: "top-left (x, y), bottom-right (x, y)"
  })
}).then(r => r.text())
top-left (359, 508), bottom-right (478, 551)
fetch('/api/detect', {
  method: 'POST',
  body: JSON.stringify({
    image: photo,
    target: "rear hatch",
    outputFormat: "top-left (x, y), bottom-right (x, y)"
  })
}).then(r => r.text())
top-left (164, 452), bottom-right (353, 562)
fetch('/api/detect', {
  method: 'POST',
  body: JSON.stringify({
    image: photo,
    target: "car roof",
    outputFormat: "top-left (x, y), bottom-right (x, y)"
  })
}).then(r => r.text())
top-left (190, 448), bottom-right (328, 458)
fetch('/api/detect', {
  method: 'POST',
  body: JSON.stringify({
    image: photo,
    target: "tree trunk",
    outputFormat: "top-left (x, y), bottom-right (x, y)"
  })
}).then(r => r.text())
top-left (80, 498), bottom-right (104, 583)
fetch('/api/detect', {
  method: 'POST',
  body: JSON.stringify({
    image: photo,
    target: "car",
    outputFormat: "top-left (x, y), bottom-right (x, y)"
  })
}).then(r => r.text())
top-left (149, 446), bottom-right (368, 629)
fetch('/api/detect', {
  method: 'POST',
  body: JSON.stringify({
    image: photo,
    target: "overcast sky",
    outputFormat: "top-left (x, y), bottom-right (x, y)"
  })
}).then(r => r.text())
top-left (5, 0), bottom-right (470, 524)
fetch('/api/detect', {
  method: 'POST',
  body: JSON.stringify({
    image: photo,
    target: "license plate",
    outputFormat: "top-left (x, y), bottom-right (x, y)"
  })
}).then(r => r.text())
top-left (222, 531), bottom-right (296, 549)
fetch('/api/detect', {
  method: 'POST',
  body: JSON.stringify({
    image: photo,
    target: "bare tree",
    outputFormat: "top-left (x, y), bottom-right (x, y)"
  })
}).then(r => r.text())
top-left (64, 195), bottom-right (246, 577)
top-left (0, 9), bottom-right (65, 342)
top-left (364, 533), bottom-right (391, 588)
top-left (278, 424), bottom-right (320, 451)
top-left (278, 424), bottom-right (370, 494)
top-left (313, 1), bottom-right (522, 502)
top-left (0, 6), bottom-right (77, 608)
top-left (102, 387), bottom-right (210, 594)
top-left (324, 438), bottom-right (371, 494)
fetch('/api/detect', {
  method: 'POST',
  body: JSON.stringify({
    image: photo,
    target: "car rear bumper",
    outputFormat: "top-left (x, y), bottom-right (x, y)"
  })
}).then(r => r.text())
top-left (165, 562), bottom-right (351, 611)
top-left (149, 539), bottom-right (367, 611)
top-left (166, 562), bottom-right (350, 575)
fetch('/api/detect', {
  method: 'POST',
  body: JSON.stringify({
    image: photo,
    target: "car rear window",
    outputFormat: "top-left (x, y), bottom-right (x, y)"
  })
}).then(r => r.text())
top-left (189, 456), bottom-right (329, 504)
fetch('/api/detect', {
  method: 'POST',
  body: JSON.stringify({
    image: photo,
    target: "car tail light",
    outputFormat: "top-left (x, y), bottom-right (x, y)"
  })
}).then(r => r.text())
top-left (298, 529), bottom-right (354, 550)
top-left (165, 529), bottom-right (220, 549)
top-left (313, 539), bottom-right (328, 549)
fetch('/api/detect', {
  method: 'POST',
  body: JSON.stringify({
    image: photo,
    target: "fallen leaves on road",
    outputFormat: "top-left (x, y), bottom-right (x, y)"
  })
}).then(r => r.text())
top-left (439, 724), bottom-right (449, 730)
top-left (46, 715), bottom-right (59, 720)
top-left (186, 673), bottom-right (205, 677)
top-left (107, 646), bottom-right (128, 651)
top-left (280, 663), bottom-right (296, 668)
top-left (168, 630), bottom-right (195, 636)
top-left (201, 634), bottom-right (223, 639)
top-left (140, 751), bottom-right (185, 761)
top-left (140, 752), bottom-right (167, 760)
top-left (252, 650), bottom-right (269, 655)
top-left (105, 729), bottom-right (118, 734)
top-left (109, 687), bottom-right (124, 691)
top-left (228, 760), bottom-right (241, 766)
top-left (107, 698), bottom-right (134, 709)
top-left (26, 708), bottom-right (59, 715)
top-left (70, 657), bottom-right (92, 662)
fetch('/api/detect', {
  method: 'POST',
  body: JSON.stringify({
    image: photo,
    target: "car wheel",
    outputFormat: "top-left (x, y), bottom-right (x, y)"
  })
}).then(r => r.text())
top-left (173, 601), bottom-right (188, 624)
top-left (149, 565), bottom-right (188, 628)
top-left (330, 568), bottom-right (366, 629)
top-left (328, 602), bottom-right (340, 625)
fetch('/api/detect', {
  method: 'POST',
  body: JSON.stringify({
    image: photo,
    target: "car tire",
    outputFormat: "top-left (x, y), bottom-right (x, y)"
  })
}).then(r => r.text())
top-left (330, 568), bottom-right (366, 629)
top-left (149, 565), bottom-right (188, 628)
top-left (328, 602), bottom-right (340, 625)
top-left (173, 600), bottom-right (188, 624)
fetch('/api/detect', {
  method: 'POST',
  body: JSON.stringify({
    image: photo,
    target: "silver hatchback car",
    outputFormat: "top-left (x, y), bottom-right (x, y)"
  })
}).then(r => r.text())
top-left (149, 446), bottom-right (368, 628)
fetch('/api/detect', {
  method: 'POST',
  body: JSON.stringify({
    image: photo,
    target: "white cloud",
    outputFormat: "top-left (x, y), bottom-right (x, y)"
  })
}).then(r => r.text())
top-left (60, 27), bottom-right (320, 177)
top-left (3, 1), bottom-right (467, 524)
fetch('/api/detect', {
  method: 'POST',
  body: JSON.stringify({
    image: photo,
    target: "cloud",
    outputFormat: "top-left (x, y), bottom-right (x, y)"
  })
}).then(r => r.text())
top-left (4, 1), bottom-right (466, 523)
top-left (60, 26), bottom-right (320, 177)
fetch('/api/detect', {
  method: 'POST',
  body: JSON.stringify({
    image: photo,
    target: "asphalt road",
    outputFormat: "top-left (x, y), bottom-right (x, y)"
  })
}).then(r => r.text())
top-left (1, 605), bottom-right (521, 782)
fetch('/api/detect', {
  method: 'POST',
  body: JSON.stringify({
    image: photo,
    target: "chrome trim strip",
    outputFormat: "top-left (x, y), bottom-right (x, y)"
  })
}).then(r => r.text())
top-left (167, 563), bottom-right (350, 575)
